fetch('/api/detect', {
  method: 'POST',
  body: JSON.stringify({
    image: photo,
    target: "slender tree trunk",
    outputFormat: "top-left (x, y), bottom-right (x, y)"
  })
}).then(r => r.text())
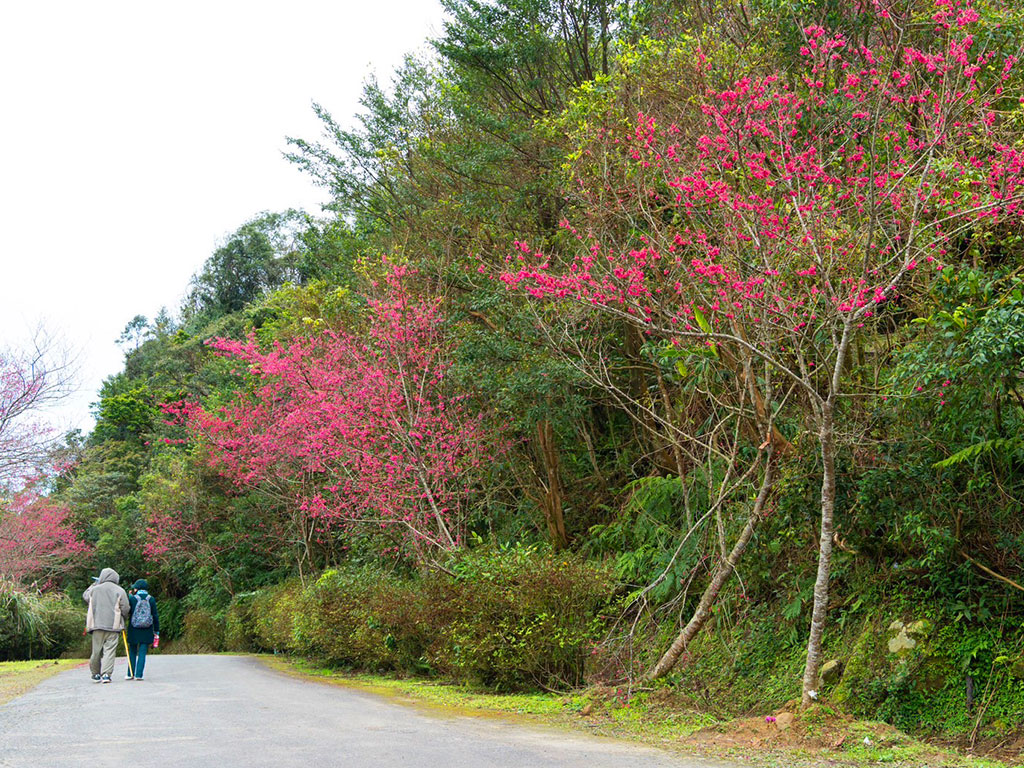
top-left (723, 322), bottom-right (793, 455)
top-left (801, 402), bottom-right (837, 707)
top-left (599, 1), bottom-right (609, 75)
top-left (418, 469), bottom-right (457, 550)
top-left (645, 452), bottom-right (774, 680)
top-left (657, 370), bottom-right (693, 531)
top-left (536, 420), bottom-right (569, 550)
top-left (295, 508), bottom-right (313, 586)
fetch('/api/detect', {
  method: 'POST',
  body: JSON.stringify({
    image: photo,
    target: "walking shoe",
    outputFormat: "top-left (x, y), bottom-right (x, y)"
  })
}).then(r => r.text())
top-left (92, 674), bottom-right (102, 683)
top-left (135, 677), bottom-right (144, 681)
top-left (101, 674), bottom-right (111, 684)
top-left (125, 674), bottom-right (133, 680)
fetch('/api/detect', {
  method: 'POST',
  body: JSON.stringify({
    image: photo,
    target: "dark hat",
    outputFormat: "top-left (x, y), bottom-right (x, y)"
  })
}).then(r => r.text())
top-left (132, 579), bottom-right (149, 591)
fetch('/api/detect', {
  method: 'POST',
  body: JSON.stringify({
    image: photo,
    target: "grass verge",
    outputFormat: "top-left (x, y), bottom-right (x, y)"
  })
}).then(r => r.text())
top-left (259, 656), bottom-right (1016, 768)
top-left (0, 659), bottom-right (83, 706)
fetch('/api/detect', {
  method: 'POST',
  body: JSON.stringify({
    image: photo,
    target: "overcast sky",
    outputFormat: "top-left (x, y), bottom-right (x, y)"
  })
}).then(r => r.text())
top-left (0, 0), bottom-right (445, 434)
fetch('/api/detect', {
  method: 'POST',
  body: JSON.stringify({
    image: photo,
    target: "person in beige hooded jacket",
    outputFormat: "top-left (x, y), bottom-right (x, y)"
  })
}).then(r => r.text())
top-left (83, 568), bottom-right (130, 683)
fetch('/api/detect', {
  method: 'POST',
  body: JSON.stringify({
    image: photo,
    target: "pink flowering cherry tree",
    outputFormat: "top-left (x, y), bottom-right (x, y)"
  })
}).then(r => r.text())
top-left (179, 264), bottom-right (495, 575)
top-left (0, 480), bottom-right (90, 587)
top-left (503, 0), bottom-right (1024, 703)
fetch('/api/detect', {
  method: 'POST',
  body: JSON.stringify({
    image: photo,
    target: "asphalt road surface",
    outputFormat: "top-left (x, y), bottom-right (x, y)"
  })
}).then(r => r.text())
top-left (0, 655), bottom-right (736, 768)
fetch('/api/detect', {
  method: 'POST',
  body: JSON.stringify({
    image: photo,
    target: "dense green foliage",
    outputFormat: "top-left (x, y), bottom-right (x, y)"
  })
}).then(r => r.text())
top-left (0, 580), bottom-right (82, 662)
top-left (193, 547), bottom-right (612, 691)
top-left (10, 0), bottom-right (1021, 752)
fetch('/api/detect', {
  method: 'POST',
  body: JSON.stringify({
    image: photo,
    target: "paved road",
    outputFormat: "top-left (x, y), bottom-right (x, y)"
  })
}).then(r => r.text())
top-left (0, 655), bottom-right (734, 768)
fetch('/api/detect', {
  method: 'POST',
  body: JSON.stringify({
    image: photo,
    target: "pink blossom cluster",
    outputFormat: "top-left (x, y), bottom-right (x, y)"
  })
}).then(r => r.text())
top-left (169, 265), bottom-right (497, 560)
top-left (0, 480), bottom-right (90, 586)
top-left (501, 0), bottom-right (1023, 376)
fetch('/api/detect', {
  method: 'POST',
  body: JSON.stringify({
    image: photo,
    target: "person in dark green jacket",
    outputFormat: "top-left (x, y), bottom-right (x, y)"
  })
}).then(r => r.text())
top-left (125, 579), bottom-right (160, 680)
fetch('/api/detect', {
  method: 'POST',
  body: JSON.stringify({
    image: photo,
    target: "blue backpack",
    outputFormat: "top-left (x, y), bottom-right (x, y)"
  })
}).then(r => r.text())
top-left (131, 595), bottom-right (153, 629)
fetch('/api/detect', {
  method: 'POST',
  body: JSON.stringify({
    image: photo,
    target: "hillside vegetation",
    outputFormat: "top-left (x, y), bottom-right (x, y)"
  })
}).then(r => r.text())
top-left (3, 0), bottom-right (1023, 758)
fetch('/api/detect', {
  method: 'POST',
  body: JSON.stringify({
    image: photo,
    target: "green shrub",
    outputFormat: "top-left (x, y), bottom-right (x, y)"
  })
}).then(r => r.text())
top-left (238, 548), bottom-right (610, 692)
top-left (182, 609), bottom-right (224, 652)
top-left (294, 568), bottom-right (428, 672)
top-left (155, 596), bottom-right (186, 641)
top-left (423, 545), bottom-right (614, 690)
top-left (250, 581), bottom-right (302, 653)
top-left (243, 548), bottom-right (613, 690)
top-left (224, 592), bottom-right (258, 652)
top-left (39, 596), bottom-right (87, 658)
top-left (0, 580), bottom-right (84, 660)
top-left (292, 569), bottom-right (381, 665)
top-left (363, 576), bottom-right (431, 674)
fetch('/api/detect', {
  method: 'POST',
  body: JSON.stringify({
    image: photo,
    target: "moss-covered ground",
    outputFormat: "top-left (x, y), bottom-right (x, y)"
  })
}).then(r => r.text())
top-left (261, 655), bottom-right (1016, 767)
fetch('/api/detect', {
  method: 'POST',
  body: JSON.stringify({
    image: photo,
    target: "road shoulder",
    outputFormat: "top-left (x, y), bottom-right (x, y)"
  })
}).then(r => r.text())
top-left (0, 659), bottom-right (84, 706)
top-left (258, 656), bottom-right (1012, 768)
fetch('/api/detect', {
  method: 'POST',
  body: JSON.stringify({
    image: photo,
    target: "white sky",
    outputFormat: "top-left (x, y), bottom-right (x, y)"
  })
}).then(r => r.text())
top-left (0, 0), bottom-right (445, 435)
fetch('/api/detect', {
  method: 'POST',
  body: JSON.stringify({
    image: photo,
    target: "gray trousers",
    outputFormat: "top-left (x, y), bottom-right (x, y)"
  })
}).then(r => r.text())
top-left (89, 630), bottom-right (119, 677)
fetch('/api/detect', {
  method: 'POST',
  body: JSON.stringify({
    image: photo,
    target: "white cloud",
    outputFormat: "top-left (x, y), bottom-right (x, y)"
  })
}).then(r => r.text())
top-left (0, 0), bottom-right (445, 433)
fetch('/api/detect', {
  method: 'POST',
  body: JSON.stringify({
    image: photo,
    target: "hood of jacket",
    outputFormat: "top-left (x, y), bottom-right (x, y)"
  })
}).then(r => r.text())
top-left (97, 568), bottom-right (120, 585)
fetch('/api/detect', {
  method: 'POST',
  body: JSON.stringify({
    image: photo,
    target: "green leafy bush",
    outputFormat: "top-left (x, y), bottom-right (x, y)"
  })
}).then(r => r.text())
top-left (244, 547), bottom-right (613, 690)
top-left (0, 581), bottom-right (84, 660)
top-left (182, 609), bottom-right (224, 652)
top-left (586, 474), bottom-right (709, 601)
top-left (40, 597), bottom-right (87, 658)
top-left (250, 581), bottom-right (302, 653)
top-left (155, 596), bottom-right (186, 641)
top-left (423, 545), bottom-right (614, 690)
top-left (292, 568), bottom-right (426, 671)
top-left (224, 592), bottom-right (258, 652)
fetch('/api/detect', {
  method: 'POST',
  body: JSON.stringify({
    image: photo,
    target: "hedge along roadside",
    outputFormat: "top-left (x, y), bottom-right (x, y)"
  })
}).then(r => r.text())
top-left (201, 547), bottom-right (616, 691)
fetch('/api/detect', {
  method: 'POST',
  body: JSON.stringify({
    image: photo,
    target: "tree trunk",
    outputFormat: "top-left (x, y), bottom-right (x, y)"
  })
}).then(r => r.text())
top-left (646, 453), bottom-right (774, 680)
top-left (657, 370), bottom-right (693, 531)
top-left (536, 420), bottom-right (569, 551)
top-left (720, 334), bottom-right (792, 455)
top-left (801, 403), bottom-right (837, 707)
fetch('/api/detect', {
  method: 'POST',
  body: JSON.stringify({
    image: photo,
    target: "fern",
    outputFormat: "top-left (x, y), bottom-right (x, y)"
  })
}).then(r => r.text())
top-left (933, 438), bottom-right (1024, 469)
